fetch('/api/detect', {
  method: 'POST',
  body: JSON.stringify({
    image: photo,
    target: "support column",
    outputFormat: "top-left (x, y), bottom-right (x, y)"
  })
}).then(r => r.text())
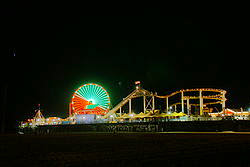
top-left (181, 91), bottom-right (184, 113)
top-left (199, 90), bottom-right (203, 116)
top-left (129, 99), bottom-right (132, 114)
top-left (166, 97), bottom-right (169, 112)
top-left (152, 96), bottom-right (155, 111)
top-left (119, 107), bottom-right (122, 117)
top-left (69, 103), bottom-right (72, 117)
top-left (187, 98), bottom-right (190, 115)
top-left (143, 96), bottom-right (146, 113)
top-left (222, 92), bottom-right (226, 113)
top-left (174, 105), bottom-right (177, 112)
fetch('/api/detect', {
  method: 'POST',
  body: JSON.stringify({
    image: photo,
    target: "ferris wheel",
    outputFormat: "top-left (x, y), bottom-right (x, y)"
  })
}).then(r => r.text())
top-left (71, 83), bottom-right (111, 115)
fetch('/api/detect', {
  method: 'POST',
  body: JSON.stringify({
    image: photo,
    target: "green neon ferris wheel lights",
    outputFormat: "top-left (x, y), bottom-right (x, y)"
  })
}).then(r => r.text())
top-left (72, 83), bottom-right (111, 113)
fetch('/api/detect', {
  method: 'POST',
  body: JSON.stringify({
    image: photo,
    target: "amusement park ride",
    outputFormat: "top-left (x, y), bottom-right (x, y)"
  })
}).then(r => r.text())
top-left (157, 88), bottom-right (226, 115)
top-left (20, 81), bottom-right (250, 127)
top-left (105, 82), bottom-right (227, 118)
top-left (70, 83), bottom-right (111, 116)
top-left (104, 81), bottom-right (156, 118)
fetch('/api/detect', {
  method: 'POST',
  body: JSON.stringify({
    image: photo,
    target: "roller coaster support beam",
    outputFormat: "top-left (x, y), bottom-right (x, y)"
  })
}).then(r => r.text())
top-left (187, 98), bottom-right (190, 115)
top-left (166, 97), bottom-right (169, 112)
top-left (143, 96), bottom-right (146, 113)
top-left (152, 96), bottom-right (155, 111)
top-left (199, 90), bottom-right (203, 115)
top-left (181, 91), bottom-right (184, 113)
top-left (222, 91), bottom-right (226, 114)
top-left (119, 107), bottom-right (122, 117)
top-left (129, 99), bottom-right (132, 114)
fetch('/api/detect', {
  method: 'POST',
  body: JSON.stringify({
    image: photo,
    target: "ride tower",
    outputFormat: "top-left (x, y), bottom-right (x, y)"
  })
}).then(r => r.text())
top-left (33, 104), bottom-right (45, 125)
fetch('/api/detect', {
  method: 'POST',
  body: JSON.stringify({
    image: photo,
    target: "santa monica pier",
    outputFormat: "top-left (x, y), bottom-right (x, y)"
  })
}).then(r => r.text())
top-left (19, 81), bottom-right (250, 134)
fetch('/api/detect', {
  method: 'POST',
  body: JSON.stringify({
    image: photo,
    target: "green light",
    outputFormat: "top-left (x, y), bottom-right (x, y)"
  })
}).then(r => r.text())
top-left (75, 83), bottom-right (110, 110)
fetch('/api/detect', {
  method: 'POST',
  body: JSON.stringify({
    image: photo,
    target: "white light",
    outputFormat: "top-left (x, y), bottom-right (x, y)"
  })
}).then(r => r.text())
top-left (89, 99), bottom-right (95, 104)
top-left (129, 114), bottom-right (134, 117)
top-left (110, 115), bottom-right (113, 118)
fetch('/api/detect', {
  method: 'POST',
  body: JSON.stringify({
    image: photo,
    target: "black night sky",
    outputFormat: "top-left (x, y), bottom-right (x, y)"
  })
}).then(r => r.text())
top-left (1, 6), bottom-right (249, 131)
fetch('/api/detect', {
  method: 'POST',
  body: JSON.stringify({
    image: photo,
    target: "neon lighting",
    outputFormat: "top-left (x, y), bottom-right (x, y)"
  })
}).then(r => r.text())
top-left (71, 83), bottom-right (111, 115)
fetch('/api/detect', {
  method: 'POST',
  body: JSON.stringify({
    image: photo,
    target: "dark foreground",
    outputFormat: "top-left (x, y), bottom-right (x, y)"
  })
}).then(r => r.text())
top-left (1, 132), bottom-right (250, 167)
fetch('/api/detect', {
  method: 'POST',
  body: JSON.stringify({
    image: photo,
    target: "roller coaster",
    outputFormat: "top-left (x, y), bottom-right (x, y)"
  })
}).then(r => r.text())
top-left (104, 85), bottom-right (156, 118)
top-left (104, 82), bottom-right (227, 118)
top-left (157, 88), bottom-right (226, 115)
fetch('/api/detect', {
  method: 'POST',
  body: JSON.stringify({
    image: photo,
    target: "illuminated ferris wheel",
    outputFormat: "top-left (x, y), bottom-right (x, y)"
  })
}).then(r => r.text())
top-left (71, 83), bottom-right (111, 115)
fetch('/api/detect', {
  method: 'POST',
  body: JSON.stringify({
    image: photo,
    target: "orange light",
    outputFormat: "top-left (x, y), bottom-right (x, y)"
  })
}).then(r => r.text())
top-left (135, 81), bottom-right (141, 85)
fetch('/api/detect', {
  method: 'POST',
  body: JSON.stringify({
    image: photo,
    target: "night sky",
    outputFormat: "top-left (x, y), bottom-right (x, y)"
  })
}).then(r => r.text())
top-left (1, 6), bottom-right (249, 131)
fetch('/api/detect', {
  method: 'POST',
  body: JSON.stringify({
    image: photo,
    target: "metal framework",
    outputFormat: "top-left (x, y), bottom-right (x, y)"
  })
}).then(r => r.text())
top-left (33, 109), bottom-right (45, 125)
top-left (157, 88), bottom-right (227, 115)
top-left (104, 86), bottom-right (156, 118)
